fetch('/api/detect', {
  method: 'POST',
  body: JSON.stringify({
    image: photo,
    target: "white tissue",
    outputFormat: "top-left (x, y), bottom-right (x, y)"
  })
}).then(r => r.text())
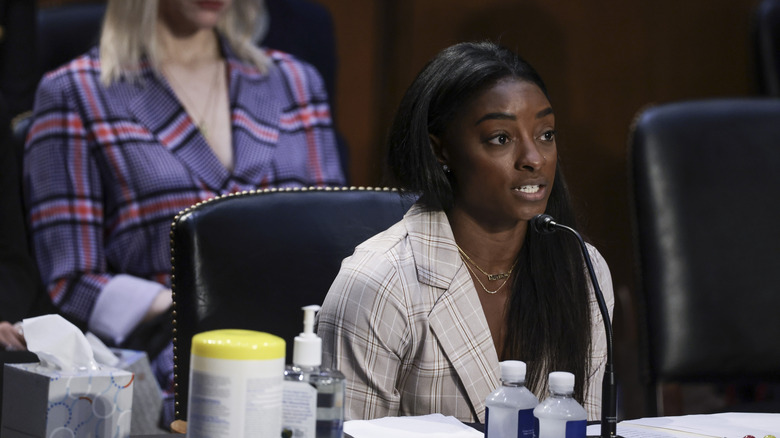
top-left (86, 331), bottom-right (120, 367)
top-left (23, 314), bottom-right (100, 371)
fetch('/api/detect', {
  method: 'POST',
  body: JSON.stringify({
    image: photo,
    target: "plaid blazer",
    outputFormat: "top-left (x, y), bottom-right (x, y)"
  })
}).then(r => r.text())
top-left (319, 204), bottom-right (614, 423)
top-left (23, 40), bottom-right (345, 329)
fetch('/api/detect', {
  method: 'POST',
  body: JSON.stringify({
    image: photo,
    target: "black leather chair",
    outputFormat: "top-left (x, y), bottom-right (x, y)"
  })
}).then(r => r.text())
top-left (169, 186), bottom-right (417, 421)
top-left (754, 0), bottom-right (780, 96)
top-left (5, 1), bottom-right (106, 152)
top-left (36, 2), bottom-right (106, 77)
top-left (629, 98), bottom-right (780, 416)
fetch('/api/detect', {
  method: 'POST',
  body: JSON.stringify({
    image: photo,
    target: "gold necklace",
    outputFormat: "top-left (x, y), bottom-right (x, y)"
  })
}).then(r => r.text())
top-left (456, 244), bottom-right (518, 281)
top-left (163, 60), bottom-right (223, 140)
top-left (461, 256), bottom-right (512, 294)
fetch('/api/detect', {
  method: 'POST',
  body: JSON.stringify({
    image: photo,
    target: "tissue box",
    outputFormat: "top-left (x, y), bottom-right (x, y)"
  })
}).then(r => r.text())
top-left (1, 363), bottom-right (133, 438)
top-left (111, 349), bottom-right (165, 434)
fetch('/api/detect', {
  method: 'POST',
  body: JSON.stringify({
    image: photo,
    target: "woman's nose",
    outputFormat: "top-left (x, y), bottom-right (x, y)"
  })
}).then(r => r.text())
top-left (515, 138), bottom-right (544, 171)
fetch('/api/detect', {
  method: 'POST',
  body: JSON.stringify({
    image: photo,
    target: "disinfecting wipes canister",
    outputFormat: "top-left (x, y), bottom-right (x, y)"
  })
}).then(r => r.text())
top-left (186, 329), bottom-right (286, 438)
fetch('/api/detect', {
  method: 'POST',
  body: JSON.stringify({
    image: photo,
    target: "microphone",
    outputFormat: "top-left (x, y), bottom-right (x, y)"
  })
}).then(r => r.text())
top-left (530, 213), bottom-right (557, 235)
top-left (530, 214), bottom-right (621, 438)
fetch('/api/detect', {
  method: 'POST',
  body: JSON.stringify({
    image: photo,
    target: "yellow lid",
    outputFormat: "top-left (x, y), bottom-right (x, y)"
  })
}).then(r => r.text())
top-left (191, 329), bottom-right (285, 360)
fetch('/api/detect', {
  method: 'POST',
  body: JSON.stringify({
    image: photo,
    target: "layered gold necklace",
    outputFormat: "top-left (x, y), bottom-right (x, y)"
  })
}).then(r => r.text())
top-left (456, 244), bottom-right (519, 294)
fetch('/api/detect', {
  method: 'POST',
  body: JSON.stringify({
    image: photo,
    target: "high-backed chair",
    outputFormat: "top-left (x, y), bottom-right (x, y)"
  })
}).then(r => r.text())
top-left (754, 0), bottom-right (780, 96)
top-left (629, 98), bottom-right (780, 416)
top-left (5, 1), bottom-right (106, 153)
top-left (36, 2), bottom-right (106, 77)
top-left (170, 186), bottom-right (417, 421)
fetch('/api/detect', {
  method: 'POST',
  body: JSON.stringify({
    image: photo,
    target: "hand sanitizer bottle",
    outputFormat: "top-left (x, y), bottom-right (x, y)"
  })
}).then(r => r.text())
top-left (282, 305), bottom-right (346, 438)
top-left (485, 360), bottom-right (539, 438)
top-left (533, 371), bottom-right (587, 438)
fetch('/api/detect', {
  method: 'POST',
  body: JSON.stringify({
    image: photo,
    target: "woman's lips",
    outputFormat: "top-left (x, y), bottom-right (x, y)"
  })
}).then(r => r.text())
top-left (196, 1), bottom-right (224, 11)
top-left (516, 185), bottom-right (540, 194)
top-left (512, 184), bottom-right (547, 201)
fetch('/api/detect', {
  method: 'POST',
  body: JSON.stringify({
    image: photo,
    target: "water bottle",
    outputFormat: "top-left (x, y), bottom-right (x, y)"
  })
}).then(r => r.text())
top-left (485, 360), bottom-right (539, 438)
top-left (533, 371), bottom-right (587, 438)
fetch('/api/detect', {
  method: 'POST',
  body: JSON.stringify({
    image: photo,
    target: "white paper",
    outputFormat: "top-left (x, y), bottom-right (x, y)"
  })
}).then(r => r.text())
top-left (23, 314), bottom-right (99, 371)
top-left (588, 423), bottom-right (717, 437)
top-left (345, 413), bottom-right (483, 438)
top-left (588, 412), bottom-right (780, 438)
top-left (624, 412), bottom-right (780, 438)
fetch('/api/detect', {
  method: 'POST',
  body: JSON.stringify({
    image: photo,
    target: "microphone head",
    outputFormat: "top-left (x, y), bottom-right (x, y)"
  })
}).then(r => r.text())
top-left (531, 214), bottom-right (556, 234)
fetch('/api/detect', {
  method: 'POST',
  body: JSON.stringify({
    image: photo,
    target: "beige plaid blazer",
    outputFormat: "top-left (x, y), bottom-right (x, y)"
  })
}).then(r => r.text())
top-left (318, 204), bottom-right (614, 422)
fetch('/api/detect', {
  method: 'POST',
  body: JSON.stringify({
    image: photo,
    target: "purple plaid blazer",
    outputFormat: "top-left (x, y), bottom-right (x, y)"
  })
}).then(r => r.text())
top-left (23, 40), bottom-right (345, 328)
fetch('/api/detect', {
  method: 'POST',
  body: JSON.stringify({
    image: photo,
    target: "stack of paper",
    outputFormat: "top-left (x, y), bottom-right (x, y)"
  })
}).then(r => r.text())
top-left (345, 412), bottom-right (779, 438)
top-left (345, 414), bottom-right (483, 438)
top-left (586, 412), bottom-right (780, 438)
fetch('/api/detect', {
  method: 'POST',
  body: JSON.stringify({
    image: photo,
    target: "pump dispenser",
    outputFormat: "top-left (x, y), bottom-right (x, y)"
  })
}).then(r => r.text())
top-left (293, 304), bottom-right (322, 366)
top-left (282, 305), bottom-right (346, 438)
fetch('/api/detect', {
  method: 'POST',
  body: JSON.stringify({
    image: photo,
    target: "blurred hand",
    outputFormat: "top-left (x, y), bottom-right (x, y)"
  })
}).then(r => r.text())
top-left (0, 321), bottom-right (26, 350)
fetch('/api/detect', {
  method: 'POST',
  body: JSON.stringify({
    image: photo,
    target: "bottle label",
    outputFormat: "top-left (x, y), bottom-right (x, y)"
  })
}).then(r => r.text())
top-left (316, 418), bottom-right (343, 438)
top-left (517, 408), bottom-right (535, 437)
top-left (565, 419), bottom-right (587, 437)
top-left (282, 380), bottom-right (317, 438)
top-left (187, 357), bottom-right (284, 438)
top-left (485, 407), bottom-right (490, 436)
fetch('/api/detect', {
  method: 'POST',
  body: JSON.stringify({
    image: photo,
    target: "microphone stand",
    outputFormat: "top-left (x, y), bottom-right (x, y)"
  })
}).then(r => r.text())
top-left (532, 215), bottom-right (621, 438)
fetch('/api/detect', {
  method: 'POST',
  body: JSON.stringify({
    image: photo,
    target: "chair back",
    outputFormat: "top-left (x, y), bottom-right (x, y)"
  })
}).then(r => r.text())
top-left (36, 2), bottom-right (106, 75)
top-left (629, 98), bottom-right (780, 416)
top-left (754, 0), bottom-right (780, 96)
top-left (170, 187), bottom-right (416, 420)
top-left (7, 2), bottom-right (106, 152)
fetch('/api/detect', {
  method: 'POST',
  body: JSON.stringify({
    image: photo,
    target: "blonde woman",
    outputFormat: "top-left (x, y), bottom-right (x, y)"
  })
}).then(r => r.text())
top-left (24, 0), bottom-right (344, 426)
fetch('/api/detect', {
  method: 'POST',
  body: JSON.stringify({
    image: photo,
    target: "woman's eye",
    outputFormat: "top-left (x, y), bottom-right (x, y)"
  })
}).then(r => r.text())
top-left (541, 130), bottom-right (556, 142)
top-left (489, 134), bottom-right (510, 145)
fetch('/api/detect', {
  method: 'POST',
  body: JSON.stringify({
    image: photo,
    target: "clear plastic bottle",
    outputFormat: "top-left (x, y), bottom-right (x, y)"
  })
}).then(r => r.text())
top-left (282, 305), bottom-right (346, 438)
top-left (484, 360), bottom-right (539, 438)
top-left (533, 371), bottom-right (587, 438)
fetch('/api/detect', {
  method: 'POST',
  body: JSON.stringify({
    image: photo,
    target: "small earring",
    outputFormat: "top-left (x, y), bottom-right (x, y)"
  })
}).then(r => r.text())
top-left (442, 164), bottom-right (450, 173)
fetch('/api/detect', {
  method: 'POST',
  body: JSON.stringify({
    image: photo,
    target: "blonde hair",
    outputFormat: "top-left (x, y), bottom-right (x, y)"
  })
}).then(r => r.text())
top-left (99, 0), bottom-right (271, 85)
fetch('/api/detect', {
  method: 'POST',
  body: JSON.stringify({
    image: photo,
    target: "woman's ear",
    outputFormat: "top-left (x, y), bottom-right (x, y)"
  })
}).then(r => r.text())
top-left (429, 134), bottom-right (448, 165)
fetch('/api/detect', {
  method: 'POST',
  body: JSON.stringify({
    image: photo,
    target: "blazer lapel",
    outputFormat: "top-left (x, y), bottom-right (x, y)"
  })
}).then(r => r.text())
top-left (128, 71), bottom-right (230, 191)
top-left (227, 57), bottom-right (282, 183)
top-left (407, 207), bottom-right (500, 422)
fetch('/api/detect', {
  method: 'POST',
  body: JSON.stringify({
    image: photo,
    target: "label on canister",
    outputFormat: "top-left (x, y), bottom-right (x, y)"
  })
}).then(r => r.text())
top-left (187, 329), bottom-right (286, 438)
top-left (282, 380), bottom-right (318, 437)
